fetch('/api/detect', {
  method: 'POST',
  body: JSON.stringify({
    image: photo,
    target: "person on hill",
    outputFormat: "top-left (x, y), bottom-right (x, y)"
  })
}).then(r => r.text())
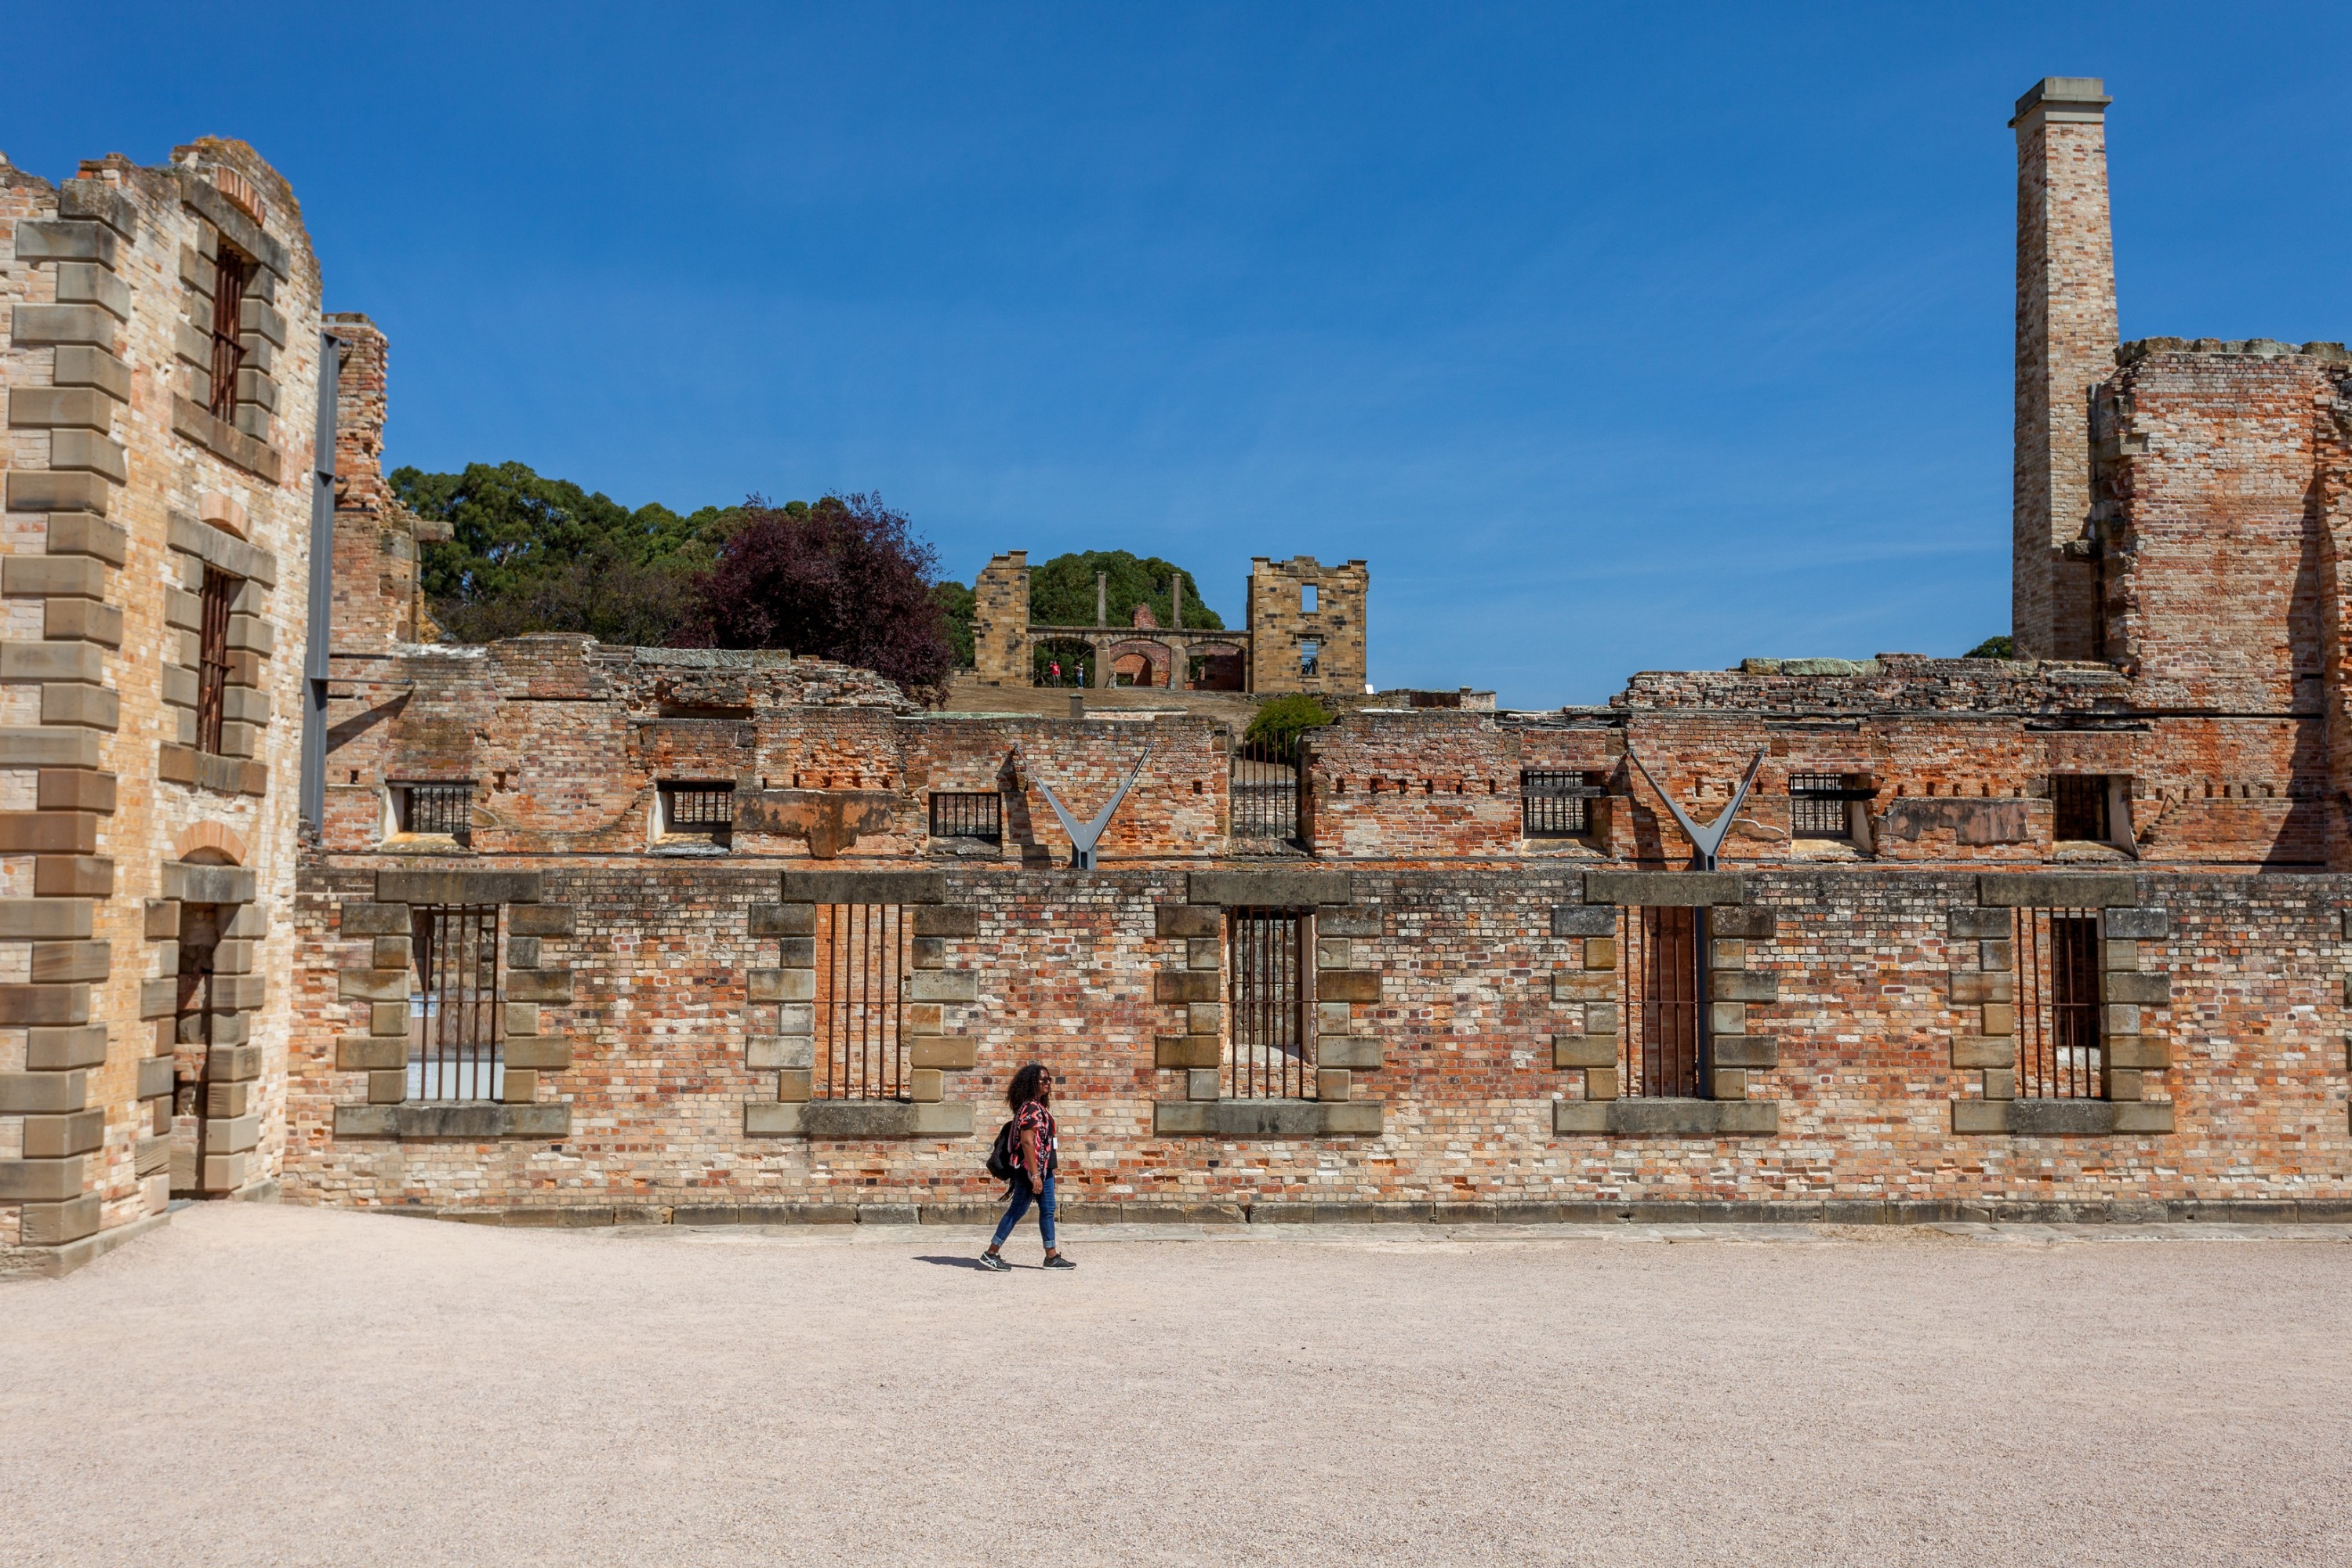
top-left (978, 1063), bottom-right (1073, 1272)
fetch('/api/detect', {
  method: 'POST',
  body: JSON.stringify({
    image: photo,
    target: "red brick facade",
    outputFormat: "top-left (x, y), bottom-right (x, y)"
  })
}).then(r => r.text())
top-left (11, 79), bottom-right (2352, 1273)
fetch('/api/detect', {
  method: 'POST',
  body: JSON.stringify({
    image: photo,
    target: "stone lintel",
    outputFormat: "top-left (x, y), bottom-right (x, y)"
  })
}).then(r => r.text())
top-left (1976, 873), bottom-right (2139, 909)
top-left (778, 869), bottom-right (946, 906)
top-left (1186, 871), bottom-right (1355, 908)
top-left (1581, 871), bottom-right (1744, 907)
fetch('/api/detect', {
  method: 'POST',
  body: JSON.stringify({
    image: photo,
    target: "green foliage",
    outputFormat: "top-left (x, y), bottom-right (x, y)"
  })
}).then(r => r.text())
top-left (392, 460), bottom-right (742, 644)
top-left (1964, 634), bottom-right (2016, 659)
top-left (1027, 550), bottom-right (1224, 630)
top-left (932, 579), bottom-right (976, 668)
top-left (1246, 693), bottom-right (1336, 753)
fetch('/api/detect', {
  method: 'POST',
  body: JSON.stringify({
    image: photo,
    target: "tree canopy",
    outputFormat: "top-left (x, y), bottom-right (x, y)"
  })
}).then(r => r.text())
top-left (1245, 693), bottom-right (1336, 753)
top-left (1964, 635), bottom-right (2016, 659)
top-left (687, 494), bottom-right (956, 698)
top-left (1028, 550), bottom-right (1225, 630)
top-left (393, 460), bottom-right (739, 645)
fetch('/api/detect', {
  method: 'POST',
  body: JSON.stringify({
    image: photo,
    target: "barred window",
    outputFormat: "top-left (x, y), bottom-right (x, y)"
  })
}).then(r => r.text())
top-left (816, 903), bottom-right (908, 1100)
top-left (1232, 737), bottom-right (1302, 844)
top-left (394, 781), bottom-right (475, 844)
top-left (929, 791), bottom-right (1002, 842)
top-left (195, 566), bottom-right (236, 755)
top-left (1789, 773), bottom-right (1864, 839)
top-left (661, 782), bottom-right (735, 847)
top-left (1626, 906), bottom-right (1708, 1098)
top-left (207, 247), bottom-right (250, 422)
top-left (2052, 774), bottom-right (2110, 841)
top-left (1229, 907), bottom-right (1312, 1099)
top-left (408, 904), bottom-right (503, 1102)
top-left (1523, 770), bottom-right (1599, 837)
top-left (2016, 906), bottom-right (2103, 1098)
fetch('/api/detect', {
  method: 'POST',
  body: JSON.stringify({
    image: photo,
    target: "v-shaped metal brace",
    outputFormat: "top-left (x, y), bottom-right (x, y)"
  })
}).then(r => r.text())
top-left (1627, 747), bottom-right (1766, 872)
top-left (1018, 742), bottom-right (1152, 870)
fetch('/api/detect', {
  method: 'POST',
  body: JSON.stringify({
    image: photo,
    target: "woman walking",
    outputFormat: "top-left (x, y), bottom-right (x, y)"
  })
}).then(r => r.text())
top-left (979, 1063), bottom-right (1074, 1272)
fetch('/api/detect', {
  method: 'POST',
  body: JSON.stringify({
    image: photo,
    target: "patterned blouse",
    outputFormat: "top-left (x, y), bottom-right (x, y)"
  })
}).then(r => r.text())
top-left (1015, 1101), bottom-right (1058, 1179)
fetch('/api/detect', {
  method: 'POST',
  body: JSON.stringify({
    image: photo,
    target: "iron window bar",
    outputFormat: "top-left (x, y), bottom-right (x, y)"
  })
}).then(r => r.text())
top-left (662, 782), bottom-right (735, 844)
top-left (396, 781), bottom-right (476, 844)
top-left (1523, 770), bottom-right (1601, 836)
top-left (1231, 739), bottom-right (1302, 844)
top-left (1788, 774), bottom-right (1871, 839)
top-left (1626, 905), bottom-right (1708, 1098)
top-left (1229, 906), bottom-right (1312, 1100)
top-left (408, 904), bottom-right (503, 1102)
top-left (816, 903), bottom-right (908, 1100)
top-left (207, 249), bottom-right (249, 423)
top-left (929, 791), bottom-right (1003, 842)
top-left (2016, 906), bottom-right (2103, 1099)
top-left (195, 566), bottom-right (235, 754)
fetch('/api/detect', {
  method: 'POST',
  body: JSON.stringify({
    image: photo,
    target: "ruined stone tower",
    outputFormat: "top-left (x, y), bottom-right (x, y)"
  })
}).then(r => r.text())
top-left (2011, 76), bottom-right (2119, 661)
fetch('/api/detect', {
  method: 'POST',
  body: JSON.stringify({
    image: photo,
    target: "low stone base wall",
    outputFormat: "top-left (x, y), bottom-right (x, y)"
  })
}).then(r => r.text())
top-left (328, 1196), bottom-right (2352, 1229)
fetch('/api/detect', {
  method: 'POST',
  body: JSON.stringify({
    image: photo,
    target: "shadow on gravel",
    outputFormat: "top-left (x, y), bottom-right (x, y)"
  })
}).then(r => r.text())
top-left (913, 1254), bottom-right (995, 1270)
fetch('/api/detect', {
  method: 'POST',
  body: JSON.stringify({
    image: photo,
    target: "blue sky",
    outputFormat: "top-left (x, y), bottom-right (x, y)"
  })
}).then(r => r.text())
top-left (10, 3), bottom-right (2350, 704)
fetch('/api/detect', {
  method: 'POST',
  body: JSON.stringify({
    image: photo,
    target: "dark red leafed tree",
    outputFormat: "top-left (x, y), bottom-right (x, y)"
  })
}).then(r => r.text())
top-left (687, 493), bottom-right (955, 698)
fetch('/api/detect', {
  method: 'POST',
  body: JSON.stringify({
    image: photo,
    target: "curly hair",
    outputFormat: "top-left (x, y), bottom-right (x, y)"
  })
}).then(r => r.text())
top-left (1005, 1062), bottom-right (1051, 1109)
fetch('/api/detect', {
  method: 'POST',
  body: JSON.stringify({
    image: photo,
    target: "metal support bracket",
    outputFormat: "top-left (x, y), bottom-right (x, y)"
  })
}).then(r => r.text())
top-left (1628, 747), bottom-right (1765, 872)
top-left (1019, 742), bottom-right (1151, 870)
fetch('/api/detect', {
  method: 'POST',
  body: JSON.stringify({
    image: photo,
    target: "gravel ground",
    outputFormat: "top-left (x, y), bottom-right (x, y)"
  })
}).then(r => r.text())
top-left (4, 1203), bottom-right (2349, 1567)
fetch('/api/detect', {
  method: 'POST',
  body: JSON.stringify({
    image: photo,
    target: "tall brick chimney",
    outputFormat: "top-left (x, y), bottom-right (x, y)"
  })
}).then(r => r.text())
top-left (2011, 76), bottom-right (2118, 662)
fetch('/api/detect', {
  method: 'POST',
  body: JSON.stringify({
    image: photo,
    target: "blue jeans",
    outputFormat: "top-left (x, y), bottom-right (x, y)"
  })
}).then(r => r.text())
top-left (989, 1173), bottom-right (1057, 1251)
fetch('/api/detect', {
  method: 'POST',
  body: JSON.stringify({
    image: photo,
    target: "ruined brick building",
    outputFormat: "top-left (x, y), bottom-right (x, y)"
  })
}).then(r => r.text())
top-left (971, 548), bottom-right (1368, 695)
top-left (6, 78), bottom-right (2352, 1271)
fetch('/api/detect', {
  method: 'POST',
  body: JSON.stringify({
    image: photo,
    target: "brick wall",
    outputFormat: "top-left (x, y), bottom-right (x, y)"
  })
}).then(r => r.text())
top-left (276, 863), bottom-right (2352, 1216)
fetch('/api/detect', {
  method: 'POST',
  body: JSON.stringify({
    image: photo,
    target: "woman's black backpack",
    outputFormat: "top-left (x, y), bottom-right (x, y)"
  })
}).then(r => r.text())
top-left (985, 1119), bottom-right (1018, 1181)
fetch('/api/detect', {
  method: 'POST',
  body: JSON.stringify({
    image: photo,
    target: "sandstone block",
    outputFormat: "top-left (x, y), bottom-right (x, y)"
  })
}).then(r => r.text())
top-left (1155, 904), bottom-right (1221, 938)
top-left (906, 969), bottom-right (978, 1004)
top-left (908, 1038), bottom-right (975, 1070)
top-left (1155, 1035), bottom-right (1221, 1069)
top-left (1316, 1036), bottom-right (1381, 1069)
top-left (503, 1038), bottom-right (572, 1071)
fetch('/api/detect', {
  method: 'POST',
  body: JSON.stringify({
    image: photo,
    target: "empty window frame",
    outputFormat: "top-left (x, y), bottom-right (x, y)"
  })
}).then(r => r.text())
top-left (1301, 583), bottom-right (1319, 612)
top-left (928, 790), bottom-right (1002, 842)
top-left (207, 246), bottom-right (250, 422)
top-left (661, 782), bottom-right (735, 845)
top-left (195, 566), bottom-right (237, 754)
top-left (1627, 906), bottom-right (1708, 1098)
top-left (1789, 773), bottom-right (1865, 839)
top-left (1523, 769), bottom-right (1599, 837)
top-left (1229, 906), bottom-right (1312, 1100)
top-left (2016, 906), bottom-right (2103, 1098)
top-left (2051, 774), bottom-right (2110, 841)
top-left (1298, 639), bottom-right (1321, 677)
top-left (394, 781), bottom-right (475, 844)
top-left (408, 904), bottom-right (503, 1102)
top-left (815, 902), bottom-right (908, 1100)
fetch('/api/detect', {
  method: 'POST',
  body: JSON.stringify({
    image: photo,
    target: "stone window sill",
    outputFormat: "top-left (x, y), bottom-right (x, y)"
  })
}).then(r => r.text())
top-left (1553, 1099), bottom-right (1778, 1136)
top-left (746, 1101), bottom-right (975, 1138)
top-left (651, 840), bottom-right (731, 857)
top-left (1952, 1099), bottom-right (2174, 1135)
top-left (1151, 1099), bottom-right (1381, 1137)
top-left (380, 832), bottom-right (469, 854)
top-left (334, 1102), bottom-right (570, 1139)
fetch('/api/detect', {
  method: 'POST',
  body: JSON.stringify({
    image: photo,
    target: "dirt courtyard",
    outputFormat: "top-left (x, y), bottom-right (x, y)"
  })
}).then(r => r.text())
top-left (3, 1206), bottom-right (2347, 1566)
